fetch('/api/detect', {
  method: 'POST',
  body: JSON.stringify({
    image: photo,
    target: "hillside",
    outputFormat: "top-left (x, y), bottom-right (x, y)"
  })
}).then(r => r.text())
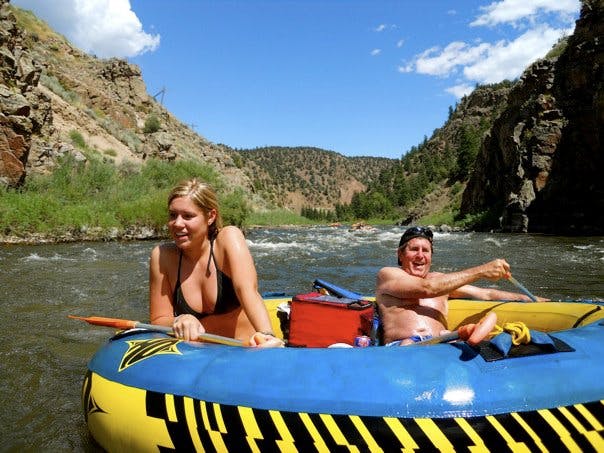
top-left (351, 0), bottom-right (602, 234)
top-left (1, 1), bottom-right (256, 197)
top-left (229, 146), bottom-right (394, 211)
top-left (0, 1), bottom-right (394, 215)
top-left (1, 0), bottom-right (601, 236)
top-left (376, 81), bottom-right (513, 225)
top-left (222, 81), bottom-right (512, 219)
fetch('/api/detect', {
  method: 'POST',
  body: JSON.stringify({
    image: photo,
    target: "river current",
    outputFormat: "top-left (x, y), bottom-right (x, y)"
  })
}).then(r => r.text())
top-left (1, 226), bottom-right (602, 451)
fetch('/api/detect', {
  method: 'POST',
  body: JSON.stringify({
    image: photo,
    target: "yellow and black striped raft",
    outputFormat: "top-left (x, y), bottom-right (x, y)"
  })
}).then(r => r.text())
top-left (82, 298), bottom-right (604, 452)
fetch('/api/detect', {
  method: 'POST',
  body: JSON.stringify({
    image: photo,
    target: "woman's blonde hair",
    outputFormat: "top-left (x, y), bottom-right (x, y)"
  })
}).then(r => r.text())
top-left (168, 179), bottom-right (223, 239)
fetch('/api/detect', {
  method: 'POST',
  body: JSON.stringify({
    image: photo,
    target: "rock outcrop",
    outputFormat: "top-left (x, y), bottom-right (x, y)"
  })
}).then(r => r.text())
top-left (529, 0), bottom-right (603, 234)
top-left (461, 0), bottom-right (603, 234)
top-left (0, 0), bottom-right (49, 186)
top-left (0, 0), bottom-right (255, 196)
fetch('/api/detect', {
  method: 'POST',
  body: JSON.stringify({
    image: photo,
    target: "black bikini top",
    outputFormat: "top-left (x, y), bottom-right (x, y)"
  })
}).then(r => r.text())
top-left (172, 239), bottom-right (240, 318)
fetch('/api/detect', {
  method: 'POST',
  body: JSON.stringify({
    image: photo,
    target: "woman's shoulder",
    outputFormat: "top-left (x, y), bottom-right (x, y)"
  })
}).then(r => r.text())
top-left (153, 241), bottom-right (178, 251)
top-left (215, 226), bottom-right (250, 258)
top-left (151, 242), bottom-right (179, 258)
top-left (216, 225), bottom-right (245, 242)
top-left (149, 242), bottom-right (179, 274)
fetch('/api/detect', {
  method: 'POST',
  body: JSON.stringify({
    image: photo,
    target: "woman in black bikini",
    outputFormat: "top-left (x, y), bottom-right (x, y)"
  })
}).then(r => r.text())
top-left (149, 178), bottom-right (283, 347)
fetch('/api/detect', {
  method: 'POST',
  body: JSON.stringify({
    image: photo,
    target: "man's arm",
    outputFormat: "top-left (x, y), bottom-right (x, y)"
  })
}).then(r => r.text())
top-left (450, 285), bottom-right (530, 301)
top-left (450, 285), bottom-right (549, 301)
top-left (376, 259), bottom-right (512, 300)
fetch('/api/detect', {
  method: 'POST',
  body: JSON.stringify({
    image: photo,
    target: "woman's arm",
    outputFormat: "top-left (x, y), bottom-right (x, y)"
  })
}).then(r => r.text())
top-left (149, 244), bottom-right (177, 327)
top-left (219, 227), bottom-right (274, 333)
top-left (219, 227), bottom-right (284, 347)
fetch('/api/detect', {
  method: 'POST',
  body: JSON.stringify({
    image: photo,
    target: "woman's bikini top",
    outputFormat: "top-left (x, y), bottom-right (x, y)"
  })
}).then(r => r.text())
top-left (172, 239), bottom-right (240, 318)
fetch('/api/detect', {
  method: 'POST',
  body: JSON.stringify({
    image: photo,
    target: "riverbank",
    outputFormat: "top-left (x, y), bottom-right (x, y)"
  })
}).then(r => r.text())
top-left (0, 222), bottom-right (468, 245)
top-left (0, 225), bottom-right (320, 245)
top-left (0, 225), bottom-right (162, 245)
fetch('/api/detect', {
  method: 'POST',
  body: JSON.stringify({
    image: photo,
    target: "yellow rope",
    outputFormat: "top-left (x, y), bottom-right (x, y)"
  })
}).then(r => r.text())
top-left (492, 321), bottom-right (531, 345)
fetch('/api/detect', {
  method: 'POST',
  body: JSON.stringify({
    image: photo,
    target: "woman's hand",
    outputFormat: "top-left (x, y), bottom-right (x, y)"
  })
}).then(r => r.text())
top-left (172, 314), bottom-right (205, 341)
top-left (247, 332), bottom-right (285, 348)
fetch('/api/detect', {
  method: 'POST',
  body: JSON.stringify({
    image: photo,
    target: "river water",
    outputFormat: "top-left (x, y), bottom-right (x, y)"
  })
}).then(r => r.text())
top-left (1, 226), bottom-right (603, 451)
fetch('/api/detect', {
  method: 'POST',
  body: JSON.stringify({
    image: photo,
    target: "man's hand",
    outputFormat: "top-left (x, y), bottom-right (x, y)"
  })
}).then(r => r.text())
top-left (481, 259), bottom-right (511, 281)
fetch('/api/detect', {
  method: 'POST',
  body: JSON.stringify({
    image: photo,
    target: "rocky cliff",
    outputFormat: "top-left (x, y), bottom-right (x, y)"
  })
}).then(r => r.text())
top-left (0, 0), bottom-right (48, 186)
top-left (0, 0), bottom-right (254, 195)
top-left (461, 0), bottom-right (603, 234)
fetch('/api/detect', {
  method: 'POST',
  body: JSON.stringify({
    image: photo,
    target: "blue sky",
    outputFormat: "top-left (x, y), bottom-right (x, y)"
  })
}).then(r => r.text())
top-left (12, 0), bottom-right (580, 159)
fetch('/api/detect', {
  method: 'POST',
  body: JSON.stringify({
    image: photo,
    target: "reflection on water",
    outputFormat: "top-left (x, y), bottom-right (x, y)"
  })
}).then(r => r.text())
top-left (0, 226), bottom-right (602, 450)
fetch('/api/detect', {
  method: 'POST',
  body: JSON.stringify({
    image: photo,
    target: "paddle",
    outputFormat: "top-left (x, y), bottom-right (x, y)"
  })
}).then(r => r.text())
top-left (415, 311), bottom-right (498, 347)
top-left (69, 315), bottom-right (244, 347)
top-left (507, 275), bottom-right (538, 302)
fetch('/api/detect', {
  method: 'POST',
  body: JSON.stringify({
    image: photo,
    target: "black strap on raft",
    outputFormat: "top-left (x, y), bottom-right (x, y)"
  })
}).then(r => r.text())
top-left (476, 335), bottom-right (575, 362)
top-left (572, 305), bottom-right (602, 328)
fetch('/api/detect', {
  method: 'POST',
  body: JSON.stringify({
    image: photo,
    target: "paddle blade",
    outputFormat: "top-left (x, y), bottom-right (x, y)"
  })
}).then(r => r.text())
top-left (68, 315), bottom-right (137, 330)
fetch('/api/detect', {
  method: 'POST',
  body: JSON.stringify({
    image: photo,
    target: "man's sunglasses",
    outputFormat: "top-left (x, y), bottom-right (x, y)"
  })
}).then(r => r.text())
top-left (405, 226), bottom-right (433, 240)
top-left (398, 226), bottom-right (433, 248)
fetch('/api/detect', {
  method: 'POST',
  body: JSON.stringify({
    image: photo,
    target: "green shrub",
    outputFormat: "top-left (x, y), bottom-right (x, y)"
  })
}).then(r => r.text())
top-left (418, 211), bottom-right (457, 227)
top-left (545, 36), bottom-right (568, 59)
top-left (143, 114), bottom-right (161, 134)
top-left (0, 157), bottom-right (255, 237)
top-left (40, 73), bottom-right (78, 103)
top-left (220, 188), bottom-right (250, 228)
top-left (69, 130), bottom-right (86, 149)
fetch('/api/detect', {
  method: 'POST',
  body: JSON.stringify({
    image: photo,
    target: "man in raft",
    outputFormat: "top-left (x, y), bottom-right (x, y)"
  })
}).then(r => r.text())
top-left (375, 226), bottom-right (547, 346)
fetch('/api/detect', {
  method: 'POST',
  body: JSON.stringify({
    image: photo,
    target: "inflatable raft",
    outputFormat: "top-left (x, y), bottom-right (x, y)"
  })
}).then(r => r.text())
top-left (82, 295), bottom-right (604, 452)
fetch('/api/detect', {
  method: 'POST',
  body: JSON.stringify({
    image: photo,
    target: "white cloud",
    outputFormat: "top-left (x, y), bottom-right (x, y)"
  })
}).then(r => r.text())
top-left (370, 49), bottom-right (382, 56)
top-left (396, 39), bottom-right (405, 48)
top-left (410, 42), bottom-right (491, 77)
top-left (446, 84), bottom-right (474, 98)
top-left (407, 24), bottom-right (570, 84)
top-left (12, 0), bottom-right (160, 58)
top-left (398, 0), bottom-right (579, 98)
top-left (471, 0), bottom-right (580, 27)
top-left (397, 63), bottom-right (414, 73)
top-left (463, 25), bottom-right (570, 83)
top-left (374, 23), bottom-right (397, 32)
